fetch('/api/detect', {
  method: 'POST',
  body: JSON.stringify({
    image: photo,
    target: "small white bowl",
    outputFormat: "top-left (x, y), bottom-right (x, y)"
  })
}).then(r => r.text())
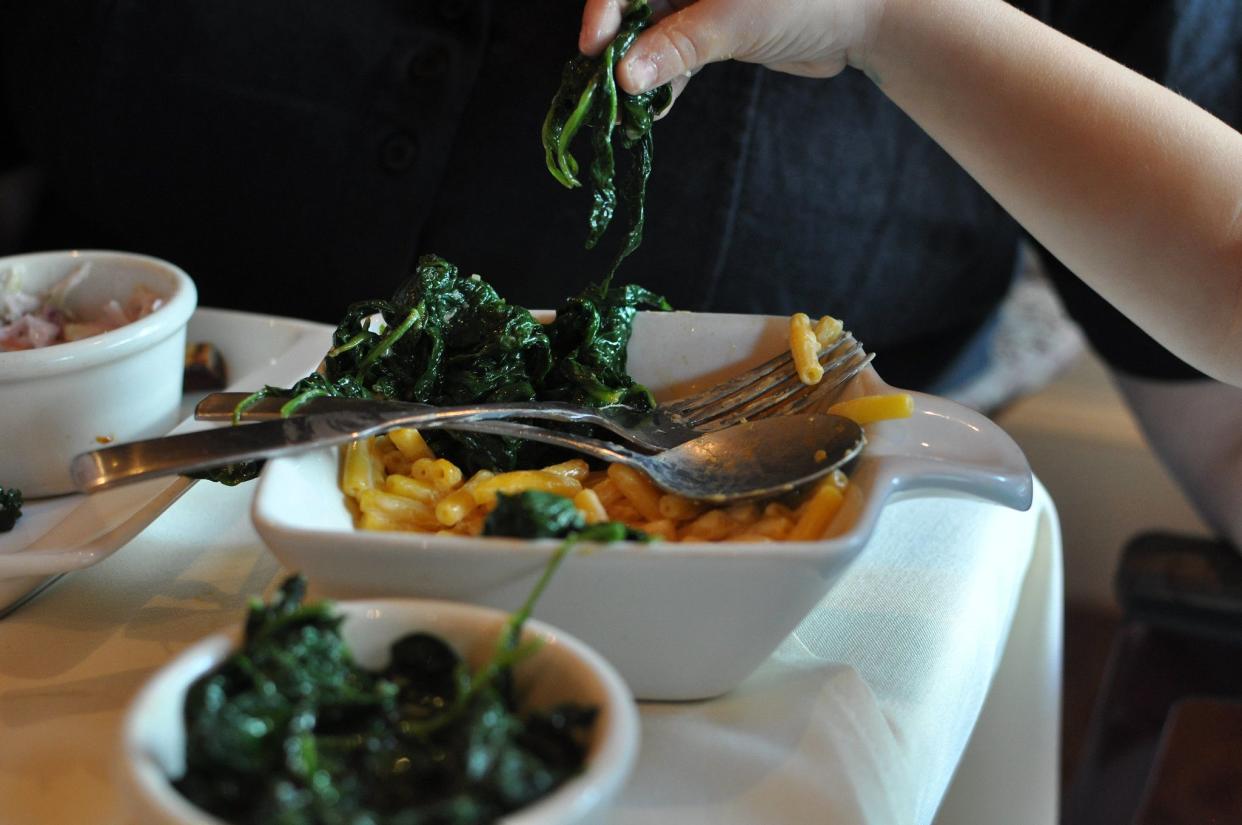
top-left (0, 250), bottom-right (197, 497)
top-left (120, 598), bottom-right (640, 825)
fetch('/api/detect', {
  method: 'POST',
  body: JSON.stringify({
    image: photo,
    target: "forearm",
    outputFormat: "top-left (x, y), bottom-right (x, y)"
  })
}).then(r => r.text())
top-left (861, 0), bottom-right (1242, 386)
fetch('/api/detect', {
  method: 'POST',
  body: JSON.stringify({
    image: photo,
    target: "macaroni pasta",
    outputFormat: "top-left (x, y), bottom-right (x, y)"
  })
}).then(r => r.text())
top-left (344, 429), bottom-right (854, 542)
top-left (789, 311), bottom-right (844, 386)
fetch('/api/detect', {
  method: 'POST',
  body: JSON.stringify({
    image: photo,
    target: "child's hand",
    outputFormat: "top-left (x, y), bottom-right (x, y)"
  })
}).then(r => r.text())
top-left (579, 0), bottom-right (887, 95)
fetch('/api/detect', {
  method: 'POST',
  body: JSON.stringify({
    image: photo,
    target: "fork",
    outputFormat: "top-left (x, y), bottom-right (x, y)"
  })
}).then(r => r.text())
top-left (195, 332), bottom-right (873, 452)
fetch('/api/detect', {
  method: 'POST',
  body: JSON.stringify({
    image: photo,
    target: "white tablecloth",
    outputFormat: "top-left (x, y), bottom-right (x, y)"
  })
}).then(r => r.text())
top-left (0, 476), bottom-right (1061, 825)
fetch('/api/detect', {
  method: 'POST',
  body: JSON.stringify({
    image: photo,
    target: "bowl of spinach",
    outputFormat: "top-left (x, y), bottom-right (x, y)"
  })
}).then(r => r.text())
top-left (119, 575), bottom-right (639, 825)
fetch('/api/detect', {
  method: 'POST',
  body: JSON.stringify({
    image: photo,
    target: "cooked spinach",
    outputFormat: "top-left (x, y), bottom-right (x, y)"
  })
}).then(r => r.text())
top-left (233, 254), bottom-right (669, 475)
top-left (542, 0), bottom-right (673, 286)
top-left (196, 5), bottom-right (677, 488)
top-left (175, 570), bottom-right (595, 825)
top-left (0, 485), bottom-right (20, 532)
top-left (544, 281), bottom-right (669, 408)
top-left (188, 461), bottom-right (265, 487)
top-left (484, 490), bottom-right (647, 542)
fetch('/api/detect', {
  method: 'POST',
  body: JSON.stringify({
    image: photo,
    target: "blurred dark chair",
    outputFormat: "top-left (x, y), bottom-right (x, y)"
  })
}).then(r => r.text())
top-left (1064, 531), bottom-right (1242, 825)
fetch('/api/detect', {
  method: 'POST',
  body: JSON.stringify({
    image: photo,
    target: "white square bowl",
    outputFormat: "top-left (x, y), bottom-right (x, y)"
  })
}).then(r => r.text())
top-left (253, 312), bottom-right (1032, 700)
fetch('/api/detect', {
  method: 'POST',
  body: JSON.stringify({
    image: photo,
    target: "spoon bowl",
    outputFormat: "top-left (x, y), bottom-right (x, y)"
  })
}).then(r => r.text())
top-left (633, 414), bottom-right (864, 502)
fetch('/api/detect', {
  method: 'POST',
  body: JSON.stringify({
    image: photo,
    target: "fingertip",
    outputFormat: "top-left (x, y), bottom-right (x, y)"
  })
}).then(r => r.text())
top-left (579, 0), bottom-right (623, 57)
top-left (578, 28), bottom-right (602, 57)
top-left (618, 51), bottom-right (659, 95)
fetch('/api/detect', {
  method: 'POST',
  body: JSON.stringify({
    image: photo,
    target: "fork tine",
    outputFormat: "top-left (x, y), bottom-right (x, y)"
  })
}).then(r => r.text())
top-left (672, 336), bottom-right (865, 427)
top-left (658, 352), bottom-right (798, 417)
top-left (689, 343), bottom-right (869, 428)
top-left (772, 350), bottom-right (875, 417)
top-left (662, 333), bottom-right (859, 420)
top-left (683, 367), bottom-right (807, 426)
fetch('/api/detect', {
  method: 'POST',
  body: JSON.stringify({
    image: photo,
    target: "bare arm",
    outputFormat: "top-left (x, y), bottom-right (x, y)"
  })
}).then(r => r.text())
top-left (864, 0), bottom-right (1242, 387)
top-left (583, 0), bottom-right (1242, 386)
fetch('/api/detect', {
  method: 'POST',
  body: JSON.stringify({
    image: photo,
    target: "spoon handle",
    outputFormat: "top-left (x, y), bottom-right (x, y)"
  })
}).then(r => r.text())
top-left (70, 407), bottom-right (644, 493)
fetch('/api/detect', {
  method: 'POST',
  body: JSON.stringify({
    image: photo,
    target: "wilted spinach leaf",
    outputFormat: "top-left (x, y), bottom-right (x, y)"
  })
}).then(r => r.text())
top-left (235, 254), bottom-right (669, 475)
top-left (483, 490), bottom-right (647, 542)
top-left (542, 0), bottom-right (673, 286)
top-left (544, 282), bottom-right (670, 408)
top-left (187, 460), bottom-right (265, 487)
top-left (484, 490), bottom-right (586, 539)
top-left (175, 572), bottom-right (596, 825)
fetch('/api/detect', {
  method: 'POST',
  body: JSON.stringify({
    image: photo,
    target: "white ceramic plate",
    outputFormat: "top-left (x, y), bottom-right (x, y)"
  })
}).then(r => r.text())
top-left (120, 599), bottom-right (640, 825)
top-left (253, 311), bottom-right (1033, 701)
top-left (0, 308), bottom-right (333, 613)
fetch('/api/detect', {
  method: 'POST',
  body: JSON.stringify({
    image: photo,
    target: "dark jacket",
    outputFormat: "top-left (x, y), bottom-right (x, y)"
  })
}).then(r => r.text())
top-left (2, 0), bottom-right (1235, 386)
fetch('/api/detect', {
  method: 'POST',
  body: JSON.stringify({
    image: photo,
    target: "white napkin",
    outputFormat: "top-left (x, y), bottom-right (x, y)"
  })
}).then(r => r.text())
top-left (606, 483), bottom-right (1057, 825)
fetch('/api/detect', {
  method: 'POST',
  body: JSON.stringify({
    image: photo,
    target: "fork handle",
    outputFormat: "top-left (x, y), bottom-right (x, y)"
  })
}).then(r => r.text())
top-left (195, 392), bottom-right (671, 451)
top-left (197, 392), bottom-right (618, 427)
top-left (71, 408), bottom-right (641, 493)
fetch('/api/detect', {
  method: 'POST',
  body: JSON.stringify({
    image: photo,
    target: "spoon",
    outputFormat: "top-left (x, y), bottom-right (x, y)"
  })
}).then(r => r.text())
top-left (70, 408), bottom-right (865, 503)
